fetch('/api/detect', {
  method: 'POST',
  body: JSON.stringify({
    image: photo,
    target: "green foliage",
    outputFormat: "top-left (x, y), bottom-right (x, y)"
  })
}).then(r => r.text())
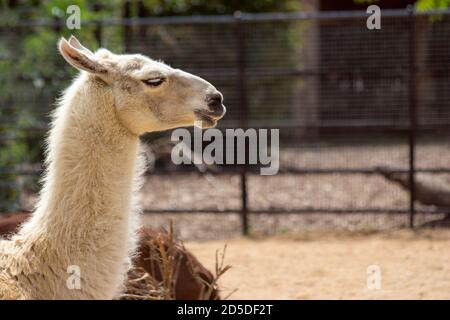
top-left (416, 0), bottom-right (450, 10)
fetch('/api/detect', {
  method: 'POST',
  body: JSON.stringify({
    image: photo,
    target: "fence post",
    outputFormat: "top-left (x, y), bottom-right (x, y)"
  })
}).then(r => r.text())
top-left (93, 2), bottom-right (103, 45)
top-left (235, 11), bottom-right (249, 235)
top-left (407, 6), bottom-right (417, 228)
top-left (123, 1), bottom-right (133, 52)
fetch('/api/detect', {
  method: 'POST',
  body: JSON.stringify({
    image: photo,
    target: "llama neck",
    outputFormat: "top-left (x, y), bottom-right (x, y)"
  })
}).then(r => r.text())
top-left (17, 75), bottom-right (143, 298)
top-left (33, 76), bottom-right (140, 238)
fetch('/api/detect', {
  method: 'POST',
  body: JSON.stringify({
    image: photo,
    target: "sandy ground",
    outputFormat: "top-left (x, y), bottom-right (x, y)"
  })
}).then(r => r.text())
top-left (185, 230), bottom-right (450, 300)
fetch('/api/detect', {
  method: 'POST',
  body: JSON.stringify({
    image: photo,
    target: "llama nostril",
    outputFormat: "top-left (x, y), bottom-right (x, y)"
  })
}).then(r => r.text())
top-left (206, 93), bottom-right (223, 108)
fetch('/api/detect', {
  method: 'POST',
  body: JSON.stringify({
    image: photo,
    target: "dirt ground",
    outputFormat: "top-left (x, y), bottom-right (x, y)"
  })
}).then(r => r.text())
top-left (185, 229), bottom-right (450, 300)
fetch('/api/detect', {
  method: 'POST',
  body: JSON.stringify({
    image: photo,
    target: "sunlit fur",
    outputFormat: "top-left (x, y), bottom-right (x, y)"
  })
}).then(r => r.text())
top-left (0, 36), bottom-right (224, 300)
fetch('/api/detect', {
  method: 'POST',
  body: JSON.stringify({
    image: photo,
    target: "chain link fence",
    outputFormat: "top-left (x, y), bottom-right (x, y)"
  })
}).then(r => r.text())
top-left (1, 9), bottom-right (450, 234)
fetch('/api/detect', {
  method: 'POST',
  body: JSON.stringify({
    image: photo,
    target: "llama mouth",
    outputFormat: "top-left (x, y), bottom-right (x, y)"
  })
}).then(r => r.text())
top-left (194, 110), bottom-right (218, 127)
top-left (195, 108), bottom-right (225, 120)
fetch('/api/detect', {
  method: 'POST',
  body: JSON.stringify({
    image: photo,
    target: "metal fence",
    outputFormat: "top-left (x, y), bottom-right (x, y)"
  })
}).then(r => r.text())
top-left (1, 9), bottom-right (450, 234)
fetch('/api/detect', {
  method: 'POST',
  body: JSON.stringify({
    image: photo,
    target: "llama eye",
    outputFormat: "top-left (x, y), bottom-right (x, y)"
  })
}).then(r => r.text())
top-left (142, 78), bottom-right (165, 87)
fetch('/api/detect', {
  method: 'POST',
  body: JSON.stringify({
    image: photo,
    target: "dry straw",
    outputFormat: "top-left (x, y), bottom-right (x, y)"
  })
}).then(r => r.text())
top-left (118, 222), bottom-right (233, 300)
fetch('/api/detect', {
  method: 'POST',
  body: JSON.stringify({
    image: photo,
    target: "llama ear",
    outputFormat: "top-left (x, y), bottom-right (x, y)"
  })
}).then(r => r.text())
top-left (68, 35), bottom-right (94, 56)
top-left (58, 37), bottom-right (108, 74)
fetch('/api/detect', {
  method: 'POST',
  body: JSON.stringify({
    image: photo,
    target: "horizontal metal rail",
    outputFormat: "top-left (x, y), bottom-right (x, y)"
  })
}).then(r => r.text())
top-left (2, 122), bottom-right (450, 139)
top-left (3, 167), bottom-right (450, 176)
top-left (2, 9), bottom-right (450, 28)
top-left (140, 207), bottom-right (447, 214)
top-left (9, 207), bottom-right (450, 215)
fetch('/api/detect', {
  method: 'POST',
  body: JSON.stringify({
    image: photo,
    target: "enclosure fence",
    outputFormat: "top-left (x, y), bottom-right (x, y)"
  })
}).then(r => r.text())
top-left (1, 9), bottom-right (450, 234)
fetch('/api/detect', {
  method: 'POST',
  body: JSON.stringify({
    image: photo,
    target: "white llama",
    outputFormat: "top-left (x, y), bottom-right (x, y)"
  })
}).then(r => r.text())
top-left (0, 36), bottom-right (225, 300)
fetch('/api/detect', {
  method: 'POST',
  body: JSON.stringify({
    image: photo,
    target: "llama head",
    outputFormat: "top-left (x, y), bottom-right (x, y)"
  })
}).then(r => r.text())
top-left (58, 36), bottom-right (226, 134)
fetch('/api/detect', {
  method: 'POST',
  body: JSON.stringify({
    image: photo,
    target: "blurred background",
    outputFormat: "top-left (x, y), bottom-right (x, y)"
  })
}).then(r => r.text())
top-left (1, 0), bottom-right (450, 240)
